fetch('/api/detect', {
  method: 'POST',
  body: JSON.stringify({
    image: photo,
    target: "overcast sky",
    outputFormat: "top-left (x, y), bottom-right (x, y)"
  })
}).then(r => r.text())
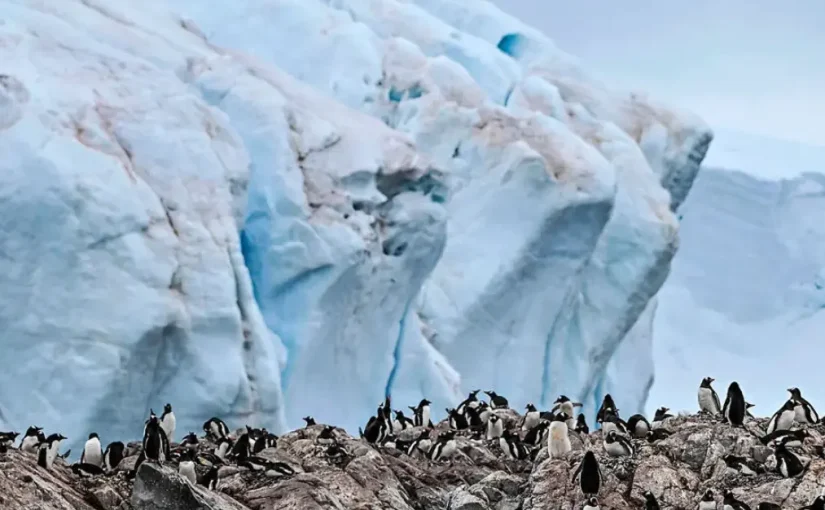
top-left (491, 0), bottom-right (825, 149)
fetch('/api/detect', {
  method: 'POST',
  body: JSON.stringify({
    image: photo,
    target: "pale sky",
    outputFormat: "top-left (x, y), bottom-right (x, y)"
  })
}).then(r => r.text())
top-left (492, 0), bottom-right (825, 149)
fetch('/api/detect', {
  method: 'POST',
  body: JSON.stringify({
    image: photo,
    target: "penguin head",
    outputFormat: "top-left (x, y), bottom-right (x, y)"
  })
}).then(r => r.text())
top-left (88, 433), bottom-right (99, 440)
top-left (788, 387), bottom-right (802, 399)
top-left (25, 426), bottom-right (42, 436)
top-left (553, 413), bottom-right (568, 423)
top-left (302, 416), bottom-right (316, 426)
top-left (525, 403), bottom-right (537, 412)
top-left (701, 377), bottom-right (715, 387)
top-left (394, 410), bottom-right (404, 419)
top-left (554, 395), bottom-right (569, 404)
top-left (183, 432), bottom-right (198, 444)
top-left (643, 491), bottom-right (656, 501)
top-left (417, 429), bottom-right (430, 439)
top-left (702, 489), bottom-right (714, 501)
top-left (722, 490), bottom-right (736, 503)
top-left (728, 381), bottom-right (741, 393)
top-left (419, 399), bottom-right (431, 407)
top-left (440, 430), bottom-right (457, 441)
top-left (586, 497), bottom-right (599, 507)
top-left (484, 390), bottom-right (496, 398)
top-left (164, 403), bottom-right (173, 413)
top-left (782, 399), bottom-right (796, 411)
top-left (469, 389), bottom-right (480, 398)
top-left (489, 414), bottom-right (500, 423)
top-left (577, 414), bottom-right (587, 424)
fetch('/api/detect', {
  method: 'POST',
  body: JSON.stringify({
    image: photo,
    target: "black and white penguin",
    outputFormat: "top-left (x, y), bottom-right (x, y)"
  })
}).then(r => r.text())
top-left (303, 416), bottom-right (316, 427)
top-left (756, 503), bottom-right (781, 510)
top-left (652, 407), bottom-right (673, 429)
top-left (723, 382), bottom-right (747, 426)
top-left (575, 414), bottom-right (590, 435)
top-left (37, 433), bottom-right (67, 470)
top-left (799, 496), bottom-right (825, 510)
top-left (203, 417), bottom-right (230, 442)
top-left (393, 410), bottom-right (415, 430)
top-left (599, 409), bottom-right (628, 435)
top-left (583, 496), bottom-right (600, 510)
top-left (766, 399), bottom-right (796, 435)
top-left (230, 432), bottom-right (252, 460)
top-left (484, 391), bottom-right (509, 409)
top-left (103, 441), bottom-right (125, 472)
top-left (81, 433), bottom-right (103, 468)
top-left (522, 404), bottom-right (540, 431)
top-left (486, 414), bottom-right (504, 440)
top-left (571, 450), bottom-right (602, 496)
top-left (699, 489), bottom-right (717, 510)
top-left (316, 425), bottom-right (336, 445)
top-left (698, 377), bottom-right (722, 415)
top-left (788, 387), bottom-right (819, 424)
top-left (464, 406), bottom-right (485, 428)
top-left (477, 401), bottom-right (493, 424)
top-left (548, 413), bottom-right (572, 458)
top-left (723, 490), bottom-right (752, 510)
top-left (447, 408), bottom-right (469, 430)
top-left (71, 462), bottom-right (105, 477)
top-left (456, 390), bottom-right (481, 415)
top-left (199, 465), bottom-right (219, 490)
top-left (0, 431), bottom-right (19, 449)
top-left (407, 430), bottom-right (432, 456)
top-left (160, 403), bottom-right (176, 443)
top-left (143, 414), bottom-right (167, 462)
top-left (745, 402), bottom-right (757, 420)
top-left (596, 394), bottom-right (617, 424)
top-left (554, 395), bottom-right (583, 428)
top-left (644, 490), bottom-right (661, 510)
top-left (603, 430), bottom-right (633, 458)
top-left (646, 429), bottom-right (672, 443)
top-left (428, 430), bottom-right (457, 462)
top-left (364, 405), bottom-right (390, 443)
top-left (499, 429), bottom-right (529, 460)
top-left (179, 448), bottom-right (197, 485)
top-left (181, 432), bottom-right (199, 450)
top-left (20, 426), bottom-right (45, 453)
top-left (214, 437), bottom-right (233, 461)
top-left (627, 414), bottom-right (652, 438)
top-left (723, 454), bottom-right (763, 476)
top-left (410, 399), bottom-right (433, 428)
top-left (524, 421), bottom-right (550, 446)
top-left (774, 443), bottom-right (807, 478)
top-left (760, 428), bottom-right (808, 447)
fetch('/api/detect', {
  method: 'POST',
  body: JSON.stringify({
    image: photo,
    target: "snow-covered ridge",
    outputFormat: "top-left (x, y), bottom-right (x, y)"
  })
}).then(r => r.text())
top-left (0, 0), bottom-right (711, 448)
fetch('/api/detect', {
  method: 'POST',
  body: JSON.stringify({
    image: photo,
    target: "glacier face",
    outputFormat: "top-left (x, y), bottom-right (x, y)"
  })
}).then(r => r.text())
top-left (0, 0), bottom-right (711, 449)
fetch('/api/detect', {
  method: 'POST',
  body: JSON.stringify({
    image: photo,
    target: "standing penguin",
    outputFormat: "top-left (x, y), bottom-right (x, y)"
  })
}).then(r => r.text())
top-left (81, 433), bottom-right (103, 468)
top-left (723, 382), bottom-right (747, 426)
top-left (485, 391), bottom-right (509, 409)
top-left (486, 414), bottom-right (504, 440)
top-left (522, 404), bottom-right (540, 431)
top-left (447, 408), bottom-right (469, 430)
top-left (456, 390), bottom-right (481, 415)
top-left (160, 404), bottom-right (176, 443)
top-left (407, 430), bottom-right (432, 456)
top-left (20, 426), bottom-right (45, 453)
top-left (554, 395), bottom-right (583, 423)
top-left (394, 410), bottom-right (415, 430)
top-left (583, 497), bottom-right (600, 510)
top-left (410, 399), bottom-right (433, 428)
top-left (37, 433), bottom-right (67, 470)
top-left (699, 489), bottom-right (717, 510)
top-left (143, 414), bottom-right (167, 463)
top-left (774, 443), bottom-right (807, 478)
top-left (596, 394), bottom-right (618, 424)
top-left (644, 491), bottom-right (661, 510)
top-left (627, 414), bottom-right (651, 438)
top-left (523, 421), bottom-right (550, 446)
top-left (179, 449), bottom-right (197, 485)
top-left (788, 387), bottom-right (819, 424)
top-left (766, 400), bottom-right (796, 435)
top-left (575, 414), bottom-right (590, 435)
top-left (428, 430), bottom-right (457, 462)
top-left (548, 413), bottom-right (572, 458)
top-left (698, 377), bottom-right (722, 415)
top-left (723, 490), bottom-right (752, 510)
top-left (499, 429), bottom-right (529, 460)
top-left (571, 450), bottom-right (602, 496)
top-left (103, 441), bottom-right (125, 472)
top-left (603, 430), bottom-right (634, 457)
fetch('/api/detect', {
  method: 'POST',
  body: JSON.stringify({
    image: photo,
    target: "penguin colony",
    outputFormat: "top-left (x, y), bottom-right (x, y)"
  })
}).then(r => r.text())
top-left (1, 381), bottom-right (824, 510)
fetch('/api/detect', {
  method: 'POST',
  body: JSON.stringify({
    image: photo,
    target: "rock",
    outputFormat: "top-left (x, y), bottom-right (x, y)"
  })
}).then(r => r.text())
top-left (132, 462), bottom-right (248, 510)
top-left (448, 487), bottom-right (488, 510)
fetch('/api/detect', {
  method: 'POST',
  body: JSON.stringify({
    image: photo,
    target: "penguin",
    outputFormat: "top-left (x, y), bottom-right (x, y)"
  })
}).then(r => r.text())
top-left (652, 407), bottom-right (673, 428)
top-left (70, 462), bottom-right (105, 477)
top-left (745, 402), bottom-right (757, 420)
top-left (603, 430), bottom-right (634, 457)
top-left (755, 503), bottom-right (781, 510)
top-left (160, 403), bottom-right (176, 443)
top-left (698, 377), bottom-right (722, 415)
top-left (37, 433), bottom-right (66, 470)
top-left (699, 489), bottom-right (717, 510)
top-left (646, 429), bottom-right (672, 443)
top-left (485, 390), bottom-right (509, 409)
top-left (447, 408), bottom-right (469, 430)
top-left (499, 429), bottom-right (529, 460)
top-left (583, 497), bottom-right (600, 510)
top-left (410, 399), bottom-right (433, 428)
top-left (627, 414), bottom-right (651, 438)
top-left (380, 395), bottom-right (393, 433)
top-left (199, 465), bottom-right (219, 490)
top-left (253, 430), bottom-right (276, 454)
top-left (644, 491), bottom-right (661, 510)
top-left (766, 399), bottom-right (796, 435)
top-left (407, 430), bottom-right (432, 456)
top-left (723, 382), bottom-right (746, 426)
top-left (393, 410), bottom-right (415, 430)
top-left (548, 413), bottom-right (572, 458)
top-left (230, 432), bottom-right (252, 460)
top-left (477, 401), bottom-right (493, 424)
top-left (759, 428), bottom-right (808, 447)
top-left (522, 404), bottom-right (540, 431)
top-left (596, 394), bottom-right (617, 424)
top-left (464, 406), bottom-right (485, 428)
top-left (143, 414), bottom-right (167, 462)
top-left (20, 426), bottom-right (45, 453)
top-left (788, 387), bottom-right (819, 424)
top-left (553, 395), bottom-right (583, 425)
top-left (303, 416), bottom-right (316, 427)
top-left (723, 454), bottom-right (763, 476)
top-left (81, 432), bottom-right (103, 468)
top-left (524, 421), bottom-right (550, 446)
top-left (486, 414), bottom-right (504, 440)
top-left (799, 496), bottom-right (825, 510)
top-left (364, 405), bottom-right (389, 443)
top-left (214, 437), bottom-right (233, 461)
top-left (428, 430), bottom-right (457, 462)
top-left (774, 443), bottom-right (807, 478)
top-left (316, 425), bottom-right (336, 445)
top-left (575, 414), bottom-right (590, 435)
top-left (571, 450), bottom-right (602, 496)
top-left (179, 449), bottom-right (197, 485)
top-left (723, 490), bottom-right (752, 510)
top-left (393, 436), bottom-right (415, 454)
top-left (0, 431), bottom-right (19, 448)
top-left (456, 390), bottom-right (481, 415)
top-left (181, 432), bottom-right (199, 450)
top-left (599, 409), bottom-right (628, 435)
top-left (203, 417), bottom-right (230, 442)
top-left (103, 441), bottom-right (125, 471)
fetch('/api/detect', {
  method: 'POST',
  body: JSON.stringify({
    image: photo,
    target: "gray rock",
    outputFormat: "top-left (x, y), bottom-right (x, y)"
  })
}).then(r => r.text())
top-left (132, 462), bottom-right (248, 510)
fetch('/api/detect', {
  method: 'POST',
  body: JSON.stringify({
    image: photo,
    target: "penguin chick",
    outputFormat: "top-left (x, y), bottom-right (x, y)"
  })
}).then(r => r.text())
top-left (571, 450), bottom-right (602, 496)
top-left (484, 390), bottom-right (509, 409)
top-left (548, 413), bottom-right (572, 458)
top-left (316, 425), bottom-right (336, 445)
top-left (447, 408), bottom-right (469, 430)
top-left (603, 430), bottom-right (633, 457)
top-left (723, 382), bottom-right (747, 426)
top-left (766, 400), bottom-right (796, 435)
top-left (181, 432), bottom-right (199, 450)
top-left (723, 490), bottom-right (752, 510)
top-left (81, 433), bottom-right (103, 468)
top-left (575, 414), bottom-right (590, 435)
top-left (788, 387), bottom-right (819, 424)
top-left (627, 414), bottom-right (652, 438)
top-left (698, 377), bottom-right (722, 415)
top-left (160, 403), bottom-right (176, 443)
top-left (599, 409), bottom-right (628, 435)
top-left (644, 490), bottom-right (661, 510)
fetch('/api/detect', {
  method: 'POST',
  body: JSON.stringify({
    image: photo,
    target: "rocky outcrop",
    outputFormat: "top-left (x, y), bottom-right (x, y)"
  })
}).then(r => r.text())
top-left (2, 411), bottom-right (824, 510)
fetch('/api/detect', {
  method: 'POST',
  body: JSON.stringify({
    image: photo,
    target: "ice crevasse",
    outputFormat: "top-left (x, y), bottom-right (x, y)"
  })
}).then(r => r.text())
top-left (0, 0), bottom-right (712, 448)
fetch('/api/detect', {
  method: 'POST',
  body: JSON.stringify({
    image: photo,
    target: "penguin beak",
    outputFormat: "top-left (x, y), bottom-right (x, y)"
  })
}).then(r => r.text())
top-left (708, 378), bottom-right (715, 383)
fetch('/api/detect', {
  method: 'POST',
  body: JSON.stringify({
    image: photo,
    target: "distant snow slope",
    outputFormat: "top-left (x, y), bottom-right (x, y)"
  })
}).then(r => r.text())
top-left (648, 166), bottom-right (825, 416)
top-left (0, 0), bottom-right (711, 449)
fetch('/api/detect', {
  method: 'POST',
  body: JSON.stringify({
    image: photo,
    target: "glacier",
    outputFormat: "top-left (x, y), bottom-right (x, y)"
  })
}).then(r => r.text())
top-left (0, 0), bottom-right (712, 451)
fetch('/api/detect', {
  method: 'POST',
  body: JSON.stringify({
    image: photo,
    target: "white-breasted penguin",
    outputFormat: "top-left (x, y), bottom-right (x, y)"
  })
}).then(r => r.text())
top-left (571, 450), bottom-right (602, 496)
top-left (723, 382), bottom-right (747, 426)
top-left (20, 426), bottom-right (45, 453)
top-left (0, 431), bottom-right (19, 450)
top-left (699, 489), bottom-right (717, 510)
top-left (316, 425), bottom-right (336, 445)
top-left (214, 437), bottom-right (233, 461)
top-left (603, 430), bottom-right (634, 457)
top-left (499, 429), bottom-right (529, 460)
top-left (486, 414), bottom-right (504, 440)
top-left (644, 491), bottom-right (661, 510)
top-left (523, 421), bottom-right (550, 446)
top-left (788, 387), bottom-right (819, 424)
top-left (485, 391), bottom-right (509, 409)
top-left (410, 399), bottom-right (433, 428)
top-left (652, 407), bottom-right (673, 429)
top-left (548, 413), bottom-right (572, 458)
top-left (553, 395), bottom-right (583, 428)
top-left (203, 417), bottom-right (230, 442)
top-left (583, 496), bottom-right (600, 510)
top-left (427, 430), bottom-right (457, 462)
top-left (179, 449), bottom-right (197, 485)
top-left (627, 414), bottom-right (651, 438)
top-left (522, 404), bottom-right (540, 431)
top-left (393, 410), bottom-right (415, 430)
top-left (599, 409), bottom-right (628, 435)
top-left (81, 433), bottom-right (103, 468)
top-left (447, 408), bottom-right (469, 430)
top-left (456, 390), bottom-right (481, 416)
top-left (143, 414), bottom-right (167, 463)
top-left (160, 403), bottom-right (176, 444)
top-left (766, 399), bottom-right (796, 435)
top-left (103, 441), bottom-right (125, 471)
top-left (37, 433), bottom-right (67, 470)
top-left (774, 443), bottom-right (807, 478)
top-left (181, 432), bottom-right (199, 451)
top-left (407, 430), bottom-right (432, 456)
top-left (698, 377), bottom-right (722, 415)
top-left (723, 490), bottom-right (752, 510)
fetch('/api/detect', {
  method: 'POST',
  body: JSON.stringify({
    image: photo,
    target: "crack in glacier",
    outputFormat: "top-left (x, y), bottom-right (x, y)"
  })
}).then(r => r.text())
top-left (384, 297), bottom-right (414, 398)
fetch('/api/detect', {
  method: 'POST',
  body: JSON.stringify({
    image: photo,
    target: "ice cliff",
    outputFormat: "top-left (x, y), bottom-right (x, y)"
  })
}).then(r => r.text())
top-left (0, 0), bottom-right (712, 450)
